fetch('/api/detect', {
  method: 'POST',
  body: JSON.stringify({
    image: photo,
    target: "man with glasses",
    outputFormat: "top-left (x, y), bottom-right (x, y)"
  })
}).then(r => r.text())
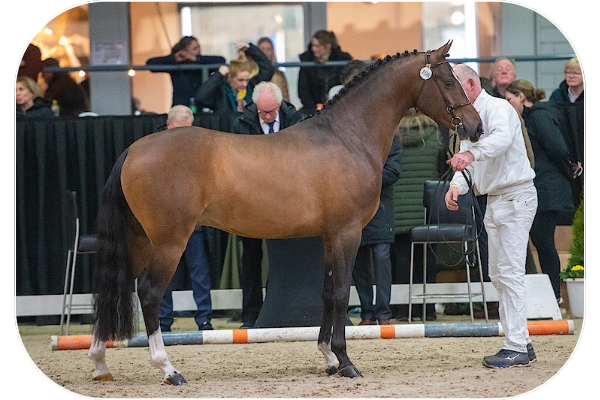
top-left (231, 82), bottom-right (304, 328)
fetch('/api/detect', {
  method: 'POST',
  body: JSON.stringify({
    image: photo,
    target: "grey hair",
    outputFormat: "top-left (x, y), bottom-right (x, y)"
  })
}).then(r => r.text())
top-left (492, 57), bottom-right (516, 73)
top-left (252, 81), bottom-right (283, 104)
top-left (167, 105), bottom-right (193, 122)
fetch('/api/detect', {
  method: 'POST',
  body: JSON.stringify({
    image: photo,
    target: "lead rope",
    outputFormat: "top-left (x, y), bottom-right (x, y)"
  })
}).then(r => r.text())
top-left (425, 127), bottom-right (483, 269)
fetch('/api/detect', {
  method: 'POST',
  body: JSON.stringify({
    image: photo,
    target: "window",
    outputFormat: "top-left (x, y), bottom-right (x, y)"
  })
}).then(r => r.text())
top-left (422, 1), bottom-right (478, 72)
top-left (181, 3), bottom-right (305, 106)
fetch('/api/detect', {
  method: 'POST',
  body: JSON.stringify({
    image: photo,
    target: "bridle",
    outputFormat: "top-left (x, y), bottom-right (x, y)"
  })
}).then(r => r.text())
top-left (415, 50), bottom-right (472, 133)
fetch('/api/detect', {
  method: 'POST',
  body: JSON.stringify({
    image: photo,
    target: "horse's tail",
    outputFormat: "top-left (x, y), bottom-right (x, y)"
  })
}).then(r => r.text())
top-left (92, 148), bottom-right (136, 341)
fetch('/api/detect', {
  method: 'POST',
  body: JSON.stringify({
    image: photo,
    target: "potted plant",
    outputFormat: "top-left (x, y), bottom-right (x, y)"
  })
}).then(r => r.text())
top-left (562, 197), bottom-right (584, 317)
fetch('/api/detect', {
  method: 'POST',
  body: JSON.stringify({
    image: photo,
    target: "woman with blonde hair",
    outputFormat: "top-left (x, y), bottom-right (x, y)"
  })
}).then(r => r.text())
top-left (196, 42), bottom-right (274, 113)
top-left (550, 57), bottom-right (584, 209)
top-left (16, 76), bottom-right (53, 118)
top-left (505, 79), bottom-right (574, 303)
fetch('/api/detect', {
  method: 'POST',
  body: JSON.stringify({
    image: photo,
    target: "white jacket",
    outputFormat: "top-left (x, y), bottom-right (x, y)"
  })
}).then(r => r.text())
top-left (451, 90), bottom-right (535, 196)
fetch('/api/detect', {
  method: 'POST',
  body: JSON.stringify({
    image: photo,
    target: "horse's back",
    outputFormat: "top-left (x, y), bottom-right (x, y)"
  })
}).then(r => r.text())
top-left (121, 125), bottom-right (380, 240)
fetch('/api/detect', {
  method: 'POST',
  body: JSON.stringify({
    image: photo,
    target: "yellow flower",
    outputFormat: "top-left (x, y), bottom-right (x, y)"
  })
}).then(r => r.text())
top-left (572, 265), bottom-right (584, 271)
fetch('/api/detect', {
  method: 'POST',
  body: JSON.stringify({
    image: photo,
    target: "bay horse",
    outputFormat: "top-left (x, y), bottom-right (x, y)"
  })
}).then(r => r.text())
top-left (89, 41), bottom-right (482, 384)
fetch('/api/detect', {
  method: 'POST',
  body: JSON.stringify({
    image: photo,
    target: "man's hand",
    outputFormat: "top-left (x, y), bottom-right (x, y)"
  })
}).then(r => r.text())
top-left (445, 185), bottom-right (459, 211)
top-left (447, 151), bottom-right (475, 172)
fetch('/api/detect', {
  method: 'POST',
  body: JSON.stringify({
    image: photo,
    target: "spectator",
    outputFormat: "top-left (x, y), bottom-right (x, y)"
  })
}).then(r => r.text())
top-left (328, 60), bottom-right (367, 100)
top-left (257, 37), bottom-right (290, 102)
top-left (550, 57), bottom-right (584, 104)
top-left (353, 134), bottom-right (401, 326)
top-left (550, 57), bottom-right (584, 210)
top-left (157, 105), bottom-right (214, 332)
top-left (391, 109), bottom-right (446, 321)
top-left (490, 57), bottom-right (517, 99)
top-left (298, 30), bottom-right (352, 111)
top-left (196, 42), bottom-right (274, 113)
top-left (146, 36), bottom-right (226, 110)
top-left (18, 43), bottom-right (42, 82)
top-left (230, 82), bottom-right (304, 328)
top-left (41, 58), bottom-right (89, 116)
top-left (16, 76), bottom-right (54, 118)
top-left (505, 79), bottom-right (574, 302)
top-left (447, 64), bottom-right (537, 368)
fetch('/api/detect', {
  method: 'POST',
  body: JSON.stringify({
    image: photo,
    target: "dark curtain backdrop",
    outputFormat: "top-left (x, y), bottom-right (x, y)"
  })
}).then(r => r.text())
top-left (16, 113), bottom-right (237, 296)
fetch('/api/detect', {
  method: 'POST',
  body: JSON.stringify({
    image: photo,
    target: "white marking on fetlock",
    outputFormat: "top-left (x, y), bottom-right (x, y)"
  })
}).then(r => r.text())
top-left (148, 329), bottom-right (178, 379)
top-left (88, 337), bottom-right (112, 379)
top-left (318, 341), bottom-right (339, 369)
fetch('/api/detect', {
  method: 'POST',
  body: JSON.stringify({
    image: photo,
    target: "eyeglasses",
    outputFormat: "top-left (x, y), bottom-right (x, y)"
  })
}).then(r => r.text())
top-left (258, 108), bottom-right (279, 116)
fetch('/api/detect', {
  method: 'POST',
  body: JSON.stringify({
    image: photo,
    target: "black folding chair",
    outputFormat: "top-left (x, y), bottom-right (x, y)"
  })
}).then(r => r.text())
top-left (408, 180), bottom-right (488, 323)
top-left (59, 191), bottom-right (99, 335)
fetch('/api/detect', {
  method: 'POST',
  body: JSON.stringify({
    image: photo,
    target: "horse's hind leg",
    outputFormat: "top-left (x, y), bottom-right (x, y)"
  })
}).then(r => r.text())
top-left (88, 336), bottom-right (114, 381)
top-left (136, 248), bottom-right (187, 385)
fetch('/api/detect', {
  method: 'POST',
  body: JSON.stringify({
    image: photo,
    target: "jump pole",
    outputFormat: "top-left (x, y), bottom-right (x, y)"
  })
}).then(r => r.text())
top-left (51, 320), bottom-right (574, 351)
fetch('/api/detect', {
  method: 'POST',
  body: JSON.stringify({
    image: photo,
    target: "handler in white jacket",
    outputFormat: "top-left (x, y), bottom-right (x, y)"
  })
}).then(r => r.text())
top-left (446, 64), bottom-right (537, 368)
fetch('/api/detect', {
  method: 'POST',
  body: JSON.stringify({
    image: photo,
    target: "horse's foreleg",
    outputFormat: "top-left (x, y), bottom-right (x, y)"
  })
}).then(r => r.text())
top-left (88, 335), bottom-right (114, 381)
top-left (318, 267), bottom-right (339, 375)
top-left (327, 231), bottom-right (362, 378)
top-left (137, 262), bottom-right (187, 385)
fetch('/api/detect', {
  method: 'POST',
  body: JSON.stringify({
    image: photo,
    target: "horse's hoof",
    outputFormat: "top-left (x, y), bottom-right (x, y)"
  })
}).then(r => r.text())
top-left (164, 372), bottom-right (187, 386)
top-left (93, 373), bottom-right (114, 382)
top-left (337, 365), bottom-right (362, 378)
top-left (325, 366), bottom-right (338, 376)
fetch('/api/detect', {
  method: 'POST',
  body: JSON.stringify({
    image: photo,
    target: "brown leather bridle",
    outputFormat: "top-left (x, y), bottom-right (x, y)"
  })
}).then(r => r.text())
top-left (416, 50), bottom-right (472, 132)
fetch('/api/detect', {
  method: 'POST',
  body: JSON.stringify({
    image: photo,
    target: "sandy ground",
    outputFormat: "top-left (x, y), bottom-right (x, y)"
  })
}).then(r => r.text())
top-left (15, 312), bottom-right (585, 399)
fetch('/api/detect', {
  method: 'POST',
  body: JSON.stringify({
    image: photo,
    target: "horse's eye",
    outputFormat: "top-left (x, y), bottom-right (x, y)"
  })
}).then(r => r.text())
top-left (444, 79), bottom-right (455, 88)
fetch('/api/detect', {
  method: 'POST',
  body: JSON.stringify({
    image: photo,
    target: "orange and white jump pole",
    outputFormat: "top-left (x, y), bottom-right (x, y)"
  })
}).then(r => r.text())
top-left (50, 320), bottom-right (574, 351)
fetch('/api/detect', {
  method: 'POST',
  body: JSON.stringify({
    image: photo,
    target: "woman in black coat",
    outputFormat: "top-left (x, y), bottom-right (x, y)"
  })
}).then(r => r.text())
top-left (549, 57), bottom-right (584, 209)
top-left (506, 80), bottom-right (574, 301)
top-left (297, 30), bottom-right (352, 111)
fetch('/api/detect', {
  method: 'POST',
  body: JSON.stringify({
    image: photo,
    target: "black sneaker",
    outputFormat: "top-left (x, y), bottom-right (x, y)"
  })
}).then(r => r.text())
top-left (482, 349), bottom-right (530, 368)
top-left (527, 343), bottom-right (536, 362)
top-left (198, 321), bottom-right (214, 331)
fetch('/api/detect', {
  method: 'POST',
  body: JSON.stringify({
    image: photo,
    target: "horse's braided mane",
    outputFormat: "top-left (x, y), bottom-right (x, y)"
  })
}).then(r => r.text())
top-left (305, 49), bottom-right (420, 119)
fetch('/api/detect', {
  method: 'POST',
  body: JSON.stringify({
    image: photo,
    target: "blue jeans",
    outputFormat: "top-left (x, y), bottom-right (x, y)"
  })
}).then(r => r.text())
top-left (352, 243), bottom-right (393, 322)
top-left (159, 227), bottom-right (212, 329)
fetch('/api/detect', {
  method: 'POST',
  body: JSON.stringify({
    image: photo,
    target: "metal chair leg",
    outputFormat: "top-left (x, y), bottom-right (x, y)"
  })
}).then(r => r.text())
top-left (65, 248), bottom-right (80, 335)
top-left (475, 240), bottom-right (489, 321)
top-left (464, 241), bottom-right (475, 323)
top-left (59, 250), bottom-right (73, 335)
top-left (422, 242), bottom-right (427, 322)
top-left (408, 242), bottom-right (415, 324)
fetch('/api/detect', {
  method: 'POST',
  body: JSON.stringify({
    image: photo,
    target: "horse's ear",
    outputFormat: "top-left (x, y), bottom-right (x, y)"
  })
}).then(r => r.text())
top-left (442, 40), bottom-right (453, 58)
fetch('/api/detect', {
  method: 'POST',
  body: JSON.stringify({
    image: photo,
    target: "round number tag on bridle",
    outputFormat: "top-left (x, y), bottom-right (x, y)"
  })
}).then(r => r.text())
top-left (420, 66), bottom-right (432, 80)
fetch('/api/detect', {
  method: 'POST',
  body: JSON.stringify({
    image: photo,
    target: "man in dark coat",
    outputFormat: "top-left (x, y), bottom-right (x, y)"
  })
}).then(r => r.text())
top-left (41, 58), bottom-right (89, 116)
top-left (352, 135), bottom-right (402, 325)
top-left (230, 82), bottom-right (304, 328)
top-left (146, 35), bottom-right (226, 110)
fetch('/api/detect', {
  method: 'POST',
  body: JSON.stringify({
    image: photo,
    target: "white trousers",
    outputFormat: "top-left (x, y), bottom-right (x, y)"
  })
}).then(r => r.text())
top-left (485, 186), bottom-right (537, 353)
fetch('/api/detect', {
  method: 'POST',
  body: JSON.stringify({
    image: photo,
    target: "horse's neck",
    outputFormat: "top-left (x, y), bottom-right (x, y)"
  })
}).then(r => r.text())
top-left (327, 59), bottom-right (419, 160)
